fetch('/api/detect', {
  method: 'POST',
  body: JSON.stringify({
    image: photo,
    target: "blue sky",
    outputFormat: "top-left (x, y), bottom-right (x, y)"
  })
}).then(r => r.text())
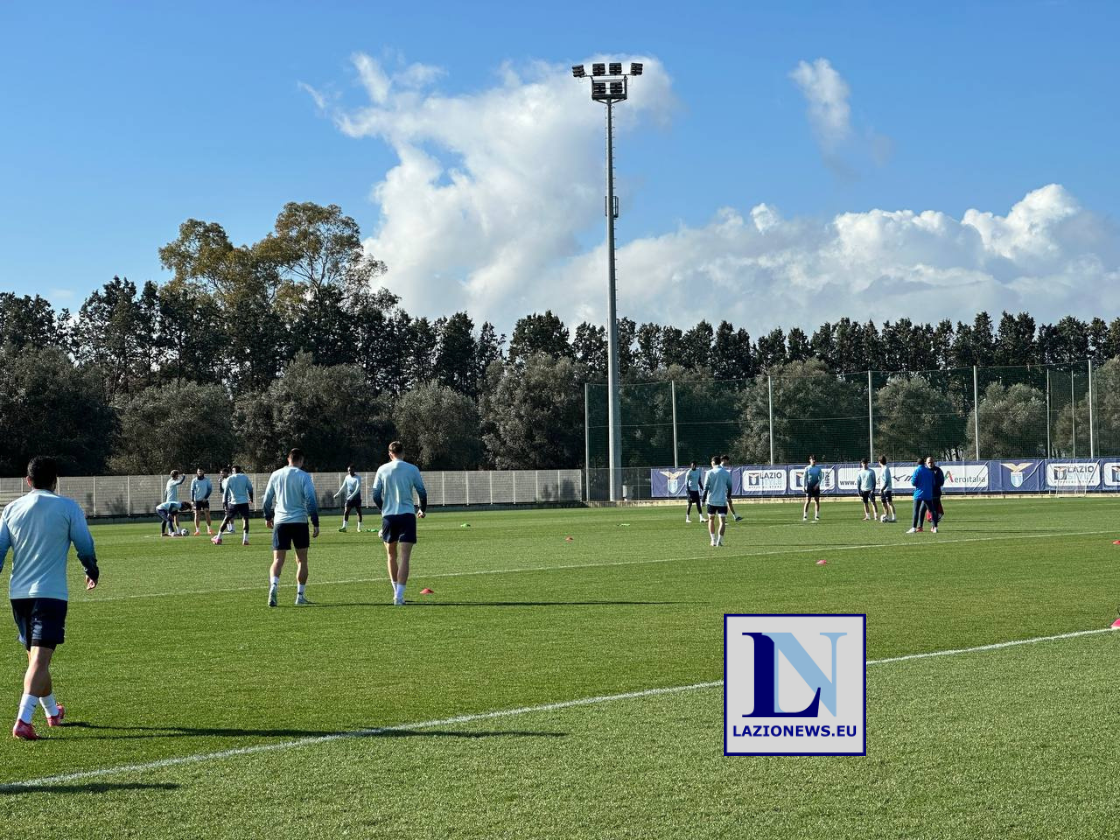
top-left (1, 1), bottom-right (1118, 331)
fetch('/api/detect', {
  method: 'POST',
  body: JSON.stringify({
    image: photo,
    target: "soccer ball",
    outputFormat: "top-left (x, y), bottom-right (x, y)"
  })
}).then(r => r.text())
top-left (179, 528), bottom-right (189, 536)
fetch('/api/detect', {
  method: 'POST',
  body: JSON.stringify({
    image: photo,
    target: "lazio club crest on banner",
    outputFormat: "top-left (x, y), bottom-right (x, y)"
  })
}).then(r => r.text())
top-left (661, 469), bottom-right (687, 495)
top-left (1003, 462), bottom-right (1032, 488)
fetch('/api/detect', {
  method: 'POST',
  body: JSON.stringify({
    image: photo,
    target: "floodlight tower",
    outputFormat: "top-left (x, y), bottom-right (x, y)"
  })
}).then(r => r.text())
top-left (572, 60), bottom-right (642, 502)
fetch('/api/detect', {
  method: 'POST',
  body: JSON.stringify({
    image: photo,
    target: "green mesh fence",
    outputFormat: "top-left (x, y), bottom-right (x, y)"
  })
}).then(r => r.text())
top-left (587, 362), bottom-right (1110, 500)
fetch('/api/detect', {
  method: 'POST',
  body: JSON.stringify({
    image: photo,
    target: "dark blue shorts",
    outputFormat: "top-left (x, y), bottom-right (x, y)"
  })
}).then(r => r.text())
top-left (805, 485), bottom-right (821, 500)
top-left (381, 514), bottom-right (417, 544)
top-left (273, 523), bottom-right (310, 551)
top-left (344, 495), bottom-right (363, 514)
top-left (688, 490), bottom-right (702, 503)
top-left (11, 598), bottom-right (68, 650)
top-left (194, 500), bottom-right (210, 511)
top-left (707, 505), bottom-right (728, 516)
top-left (228, 502), bottom-right (251, 519)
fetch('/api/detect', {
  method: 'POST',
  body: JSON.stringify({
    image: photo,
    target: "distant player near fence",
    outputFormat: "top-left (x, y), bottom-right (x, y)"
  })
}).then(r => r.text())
top-left (802, 455), bottom-right (823, 522)
top-left (857, 459), bottom-right (879, 522)
top-left (684, 462), bottom-right (705, 524)
top-left (191, 468), bottom-right (214, 536)
top-left (334, 466), bottom-right (363, 533)
top-left (878, 455), bottom-right (897, 523)
top-left (213, 466), bottom-right (254, 546)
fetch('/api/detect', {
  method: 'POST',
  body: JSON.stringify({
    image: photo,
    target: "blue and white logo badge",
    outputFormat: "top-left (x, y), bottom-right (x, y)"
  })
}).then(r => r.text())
top-left (724, 614), bottom-right (866, 756)
top-left (660, 469), bottom-right (686, 495)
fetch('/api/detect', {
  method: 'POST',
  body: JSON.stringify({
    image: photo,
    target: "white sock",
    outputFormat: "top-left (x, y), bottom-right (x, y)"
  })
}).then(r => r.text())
top-left (18, 693), bottom-right (38, 724)
top-left (269, 576), bottom-right (280, 589)
top-left (297, 583), bottom-right (306, 597)
top-left (40, 694), bottom-right (59, 717)
top-left (340, 522), bottom-right (347, 530)
top-left (357, 523), bottom-right (362, 532)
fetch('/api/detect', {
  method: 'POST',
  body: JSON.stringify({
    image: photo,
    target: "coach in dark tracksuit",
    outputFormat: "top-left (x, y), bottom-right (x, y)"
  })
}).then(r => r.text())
top-left (909, 459), bottom-right (939, 532)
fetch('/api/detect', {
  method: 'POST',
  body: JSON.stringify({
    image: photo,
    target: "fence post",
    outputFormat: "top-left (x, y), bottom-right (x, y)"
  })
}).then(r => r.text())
top-left (584, 383), bottom-right (591, 502)
top-left (1071, 368), bottom-right (1077, 458)
top-left (867, 370), bottom-right (874, 459)
top-left (489, 470), bottom-right (494, 505)
top-left (973, 366), bottom-right (980, 460)
top-left (767, 374), bottom-right (775, 466)
top-left (670, 380), bottom-right (679, 468)
top-left (127, 475), bottom-right (132, 517)
top-left (1045, 368), bottom-right (1052, 457)
top-left (1089, 358), bottom-right (1095, 458)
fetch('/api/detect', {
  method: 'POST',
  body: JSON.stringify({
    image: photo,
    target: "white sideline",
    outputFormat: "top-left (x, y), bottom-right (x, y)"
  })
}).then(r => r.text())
top-left (86, 528), bottom-right (1116, 603)
top-left (1, 626), bottom-right (1113, 791)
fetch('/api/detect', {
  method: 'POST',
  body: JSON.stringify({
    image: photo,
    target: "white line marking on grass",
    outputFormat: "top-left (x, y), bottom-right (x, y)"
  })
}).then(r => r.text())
top-left (2, 626), bottom-right (1114, 791)
top-left (86, 528), bottom-right (1117, 603)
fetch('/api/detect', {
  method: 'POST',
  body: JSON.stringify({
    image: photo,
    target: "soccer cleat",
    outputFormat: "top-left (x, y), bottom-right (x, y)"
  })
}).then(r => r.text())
top-left (733, 515), bottom-right (743, 522)
top-left (241, 537), bottom-right (249, 546)
top-left (12, 720), bottom-right (38, 740)
top-left (699, 517), bottom-right (707, 523)
top-left (294, 595), bottom-right (311, 606)
top-left (211, 535), bottom-right (222, 545)
top-left (47, 704), bottom-right (65, 728)
top-left (931, 526), bottom-right (938, 534)
top-left (802, 515), bottom-right (808, 521)
top-left (338, 526), bottom-right (347, 532)
top-left (685, 516), bottom-right (691, 523)
top-left (268, 590), bottom-right (277, 608)
top-left (863, 515), bottom-right (870, 521)
top-left (393, 594), bottom-right (405, 606)
top-left (906, 527), bottom-right (917, 534)
top-left (207, 528), bottom-right (214, 536)
top-left (194, 529), bottom-right (201, 536)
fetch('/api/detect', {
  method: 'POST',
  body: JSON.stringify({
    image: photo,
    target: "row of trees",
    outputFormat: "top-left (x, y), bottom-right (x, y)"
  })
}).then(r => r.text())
top-left (2, 201), bottom-right (1117, 475)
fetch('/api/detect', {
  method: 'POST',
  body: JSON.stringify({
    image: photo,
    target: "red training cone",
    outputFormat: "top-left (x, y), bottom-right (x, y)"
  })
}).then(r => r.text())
top-left (420, 588), bottom-right (434, 595)
top-left (1113, 540), bottom-right (1120, 546)
top-left (1111, 618), bottom-right (1120, 629)
top-left (816, 559), bottom-right (827, 566)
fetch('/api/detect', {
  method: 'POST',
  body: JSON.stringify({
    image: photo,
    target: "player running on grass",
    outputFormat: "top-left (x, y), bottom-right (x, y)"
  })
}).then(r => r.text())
top-left (0, 456), bottom-right (100, 741)
top-left (213, 465), bottom-right (253, 546)
top-left (685, 462), bottom-right (705, 524)
top-left (720, 455), bottom-right (744, 522)
top-left (704, 457), bottom-right (733, 547)
top-left (264, 449), bottom-right (320, 608)
top-left (334, 466), bottom-right (363, 533)
top-left (857, 458), bottom-right (879, 521)
top-left (802, 455), bottom-right (823, 521)
top-left (372, 441), bottom-right (427, 606)
top-left (878, 455), bottom-right (897, 522)
top-left (190, 468), bottom-right (214, 536)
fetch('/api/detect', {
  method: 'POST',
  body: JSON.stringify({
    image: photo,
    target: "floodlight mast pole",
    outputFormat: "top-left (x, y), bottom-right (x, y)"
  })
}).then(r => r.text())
top-left (574, 60), bottom-right (641, 502)
top-left (604, 97), bottom-right (623, 502)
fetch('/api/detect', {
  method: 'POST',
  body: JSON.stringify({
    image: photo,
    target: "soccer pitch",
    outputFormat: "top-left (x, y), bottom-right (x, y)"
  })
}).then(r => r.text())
top-left (1, 499), bottom-right (1119, 838)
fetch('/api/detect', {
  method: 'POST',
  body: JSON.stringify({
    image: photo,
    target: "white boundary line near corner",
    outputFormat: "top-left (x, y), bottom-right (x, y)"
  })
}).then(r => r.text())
top-left (1, 626), bottom-right (1114, 791)
top-left (85, 528), bottom-right (1117, 604)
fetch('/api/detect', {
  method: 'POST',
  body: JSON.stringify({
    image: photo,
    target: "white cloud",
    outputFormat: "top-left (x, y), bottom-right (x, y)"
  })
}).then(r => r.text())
top-left (790, 58), bottom-right (851, 151)
top-left (309, 56), bottom-right (1120, 337)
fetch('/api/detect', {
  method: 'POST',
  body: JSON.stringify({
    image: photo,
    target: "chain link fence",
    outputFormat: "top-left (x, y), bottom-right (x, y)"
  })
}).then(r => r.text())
top-left (0, 470), bottom-right (583, 518)
top-left (587, 361), bottom-right (1114, 500)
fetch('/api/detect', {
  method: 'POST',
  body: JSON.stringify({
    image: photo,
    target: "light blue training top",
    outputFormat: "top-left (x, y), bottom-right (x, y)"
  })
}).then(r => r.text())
top-left (165, 475), bottom-right (185, 503)
top-left (262, 466), bottom-right (320, 526)
top-left (686, 468), bottom-right (703, 492)
top-left (804, 464), bottom-right (823, 488)
top-left (335, 474), bottom-right (361, 501)
top-left (857, 468), bottom-right (877, 492)
top-left (704, 466), bottom-right (733, 507)
top-left (372, 460), bottom-right (428, 516)
top-left (224, 473), bottom-right (254, 505)
top-left (156, 501), bottom-right (183, 513)
top-left (0, 490), bottom-right (98, 601)
top-left (191, 476), bottom-right (212, 501)
top-left (879, 465), bottom-right (893, 490)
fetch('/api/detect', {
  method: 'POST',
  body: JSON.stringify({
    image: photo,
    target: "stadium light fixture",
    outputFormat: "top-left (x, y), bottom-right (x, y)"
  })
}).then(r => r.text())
top-left (572, 59), bottom-right (642, 502)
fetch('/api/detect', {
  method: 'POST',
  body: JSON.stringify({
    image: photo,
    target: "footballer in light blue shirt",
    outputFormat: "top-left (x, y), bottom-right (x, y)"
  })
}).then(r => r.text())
top-left (685, 461), bottom-right (705, 524)
top-left (263, 449), bottom-right (320, 608)
top-left (802, 455), bottom-right (824, 522)
top-left (0, 456), bottom-right (100, 740)
top-left (334, 466), bottom-right (364, 533)
top-left (703, 456), bottom-right (733, 547)
top-left (165, 471), bottom-right (186, 503)
top-left (372, 441), bottom-right (428, 606)
top-left (857, 458), bottom-right (880, 521)
top-left (190, 468), bottom-right (215, 536)
top-left (214, 466), bottom-right (255, 546)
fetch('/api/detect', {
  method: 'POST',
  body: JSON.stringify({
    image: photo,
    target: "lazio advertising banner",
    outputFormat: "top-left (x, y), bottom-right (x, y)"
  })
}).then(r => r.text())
top-left (650, 467), bottom-right (743, 498)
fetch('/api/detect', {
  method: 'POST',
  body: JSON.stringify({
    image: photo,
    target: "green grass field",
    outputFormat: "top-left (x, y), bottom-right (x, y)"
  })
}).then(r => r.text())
top-left (1, 498), bottom-right (1120, 838)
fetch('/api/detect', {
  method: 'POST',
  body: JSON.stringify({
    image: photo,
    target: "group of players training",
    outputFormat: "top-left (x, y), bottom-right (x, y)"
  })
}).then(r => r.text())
top-left (683, 454), bottom-right (948, 544)
top-left (0, 441), bottom-right (427, 740)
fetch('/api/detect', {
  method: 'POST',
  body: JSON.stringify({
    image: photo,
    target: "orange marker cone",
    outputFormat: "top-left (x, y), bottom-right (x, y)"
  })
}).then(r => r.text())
top-left (565, 536), bottom-right (574, 542)
top-left (1111, 617), bottom-right (1120, 629)
top-left (816, 559), bottom-right (827, 566)
top-left (420, 588), bottom-right (434, 595)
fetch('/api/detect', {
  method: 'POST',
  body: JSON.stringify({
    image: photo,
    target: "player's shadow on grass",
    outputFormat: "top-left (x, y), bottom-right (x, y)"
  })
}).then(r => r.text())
top-left (315, 600), bottom-right (698, 608)
top-left (61, 721), bottom-right (566, 741)
top-left (0, 782), bottom-right (180, 796)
